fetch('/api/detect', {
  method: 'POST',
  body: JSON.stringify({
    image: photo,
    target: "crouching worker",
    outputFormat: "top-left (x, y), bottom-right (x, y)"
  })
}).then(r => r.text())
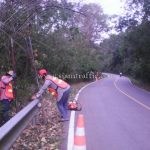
top-left (32, 69), bottom-right (71, 121)
top-left (0, 70), bottom-right (16, 126)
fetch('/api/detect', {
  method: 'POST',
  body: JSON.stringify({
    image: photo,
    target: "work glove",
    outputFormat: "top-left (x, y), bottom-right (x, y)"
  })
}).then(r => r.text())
top-left (31, 95), bottom-right (37, 100)
top-left (12, 73), bottom-right (17, 79)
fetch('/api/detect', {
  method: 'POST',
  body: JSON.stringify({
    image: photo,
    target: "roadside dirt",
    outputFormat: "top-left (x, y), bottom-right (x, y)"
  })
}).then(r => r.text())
top-left (11, 82), bottom-right (89, 150)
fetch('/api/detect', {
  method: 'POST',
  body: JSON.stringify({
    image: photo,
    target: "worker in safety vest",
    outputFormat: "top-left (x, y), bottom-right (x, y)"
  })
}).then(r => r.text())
top-left (0, 70), bottom-right (16, 126)
top-left (32, 69), bottom-right (71, 121)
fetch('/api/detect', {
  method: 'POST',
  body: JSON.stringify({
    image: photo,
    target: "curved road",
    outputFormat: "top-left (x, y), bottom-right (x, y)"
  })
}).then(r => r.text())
top-left (76, 74), bottom-right (150, 150)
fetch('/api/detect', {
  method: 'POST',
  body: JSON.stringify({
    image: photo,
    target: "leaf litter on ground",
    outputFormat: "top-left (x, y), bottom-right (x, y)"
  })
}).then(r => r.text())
top-left (11, 82), bottom-right (89, 150)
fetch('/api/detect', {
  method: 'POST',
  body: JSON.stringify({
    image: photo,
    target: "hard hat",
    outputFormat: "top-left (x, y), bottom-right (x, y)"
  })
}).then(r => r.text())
top-left (7, 70), bottom-right (14, 76)
top-left (38, 69), bottom-right (47, 76)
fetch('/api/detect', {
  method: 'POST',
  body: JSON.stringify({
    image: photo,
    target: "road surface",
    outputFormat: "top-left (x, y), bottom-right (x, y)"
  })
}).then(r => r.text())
top-left (75, 74), bottom-right (150, 150)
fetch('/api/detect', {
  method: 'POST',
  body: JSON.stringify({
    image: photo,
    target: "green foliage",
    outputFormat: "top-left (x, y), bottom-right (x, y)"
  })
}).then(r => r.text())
top-left (100, 17), bottom-right (150, 82)
top-left (0, 0), bottom-right (107, 106)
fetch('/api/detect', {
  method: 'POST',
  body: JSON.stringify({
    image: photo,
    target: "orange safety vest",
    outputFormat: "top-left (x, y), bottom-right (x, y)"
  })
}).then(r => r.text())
top-left (46, 75), bottom-right (69, 89)
top-left (5, 83), bottom-right (14, 99)
top-left (48, 88), bottom-right (58, 97)
top-left (0, 81), bottom-right (4, 97)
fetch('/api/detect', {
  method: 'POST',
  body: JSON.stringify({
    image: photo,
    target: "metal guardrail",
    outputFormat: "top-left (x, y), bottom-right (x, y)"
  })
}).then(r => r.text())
top-left (0, 99), bottom-right (41, 150)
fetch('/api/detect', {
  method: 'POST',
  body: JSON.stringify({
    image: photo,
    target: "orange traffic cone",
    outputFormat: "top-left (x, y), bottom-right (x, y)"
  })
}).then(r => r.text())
top-left (73, 114), bottom-right (86, 150)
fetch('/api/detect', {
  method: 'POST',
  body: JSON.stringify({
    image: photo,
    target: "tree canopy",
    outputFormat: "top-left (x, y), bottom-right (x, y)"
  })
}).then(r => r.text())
top-left (0, 0), bottom-right (109, 105)
top-left (99, 0), bottom-right (150, 82)
top-left (0, 0), bottom-right (150, 106)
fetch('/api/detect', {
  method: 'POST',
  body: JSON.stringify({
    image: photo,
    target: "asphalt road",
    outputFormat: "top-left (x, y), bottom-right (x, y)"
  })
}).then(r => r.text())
top-left (76, 74), bottom-right (150, 150)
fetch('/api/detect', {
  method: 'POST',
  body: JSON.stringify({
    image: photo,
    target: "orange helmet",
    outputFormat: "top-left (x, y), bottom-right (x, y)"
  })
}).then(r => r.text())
top-left (38, 69), bottom-right (47, 76)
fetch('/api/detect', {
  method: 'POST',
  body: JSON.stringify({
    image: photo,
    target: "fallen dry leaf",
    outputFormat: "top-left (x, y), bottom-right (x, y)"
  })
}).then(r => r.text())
top-left (11, 82), bottom-right (89, 150)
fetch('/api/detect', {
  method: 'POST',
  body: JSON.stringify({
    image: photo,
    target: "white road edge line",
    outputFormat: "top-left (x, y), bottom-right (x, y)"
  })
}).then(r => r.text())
top-left (67, 81), bottom-right (96, 150)
top-left (114, 78), bottom-right (150, 111)
top-left (126, 78), bottom-right (150, 94)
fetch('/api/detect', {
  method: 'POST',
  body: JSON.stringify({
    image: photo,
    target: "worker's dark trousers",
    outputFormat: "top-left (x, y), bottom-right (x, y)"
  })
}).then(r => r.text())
top-left (57, 88), bottom-right (71, 119)
top-left (0, 99), bottom-right (11, 126)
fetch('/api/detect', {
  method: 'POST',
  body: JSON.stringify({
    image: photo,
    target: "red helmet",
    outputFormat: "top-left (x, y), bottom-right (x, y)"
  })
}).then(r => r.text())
top-left (38, 69), bottom-right (47, 76)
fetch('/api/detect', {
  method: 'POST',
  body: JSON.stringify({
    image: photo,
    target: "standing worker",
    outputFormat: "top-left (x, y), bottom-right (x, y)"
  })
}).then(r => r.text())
top-left (0, 70), bottom-right (16, 126)
top-left (32, 69), bottom-right (71, 121)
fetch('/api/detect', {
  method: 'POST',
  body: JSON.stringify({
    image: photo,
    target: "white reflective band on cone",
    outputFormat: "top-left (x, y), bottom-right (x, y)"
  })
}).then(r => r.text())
top-left (73, 145), bottom-right (86, 150)
top-left (75, 128), bottom-right (85, 136)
